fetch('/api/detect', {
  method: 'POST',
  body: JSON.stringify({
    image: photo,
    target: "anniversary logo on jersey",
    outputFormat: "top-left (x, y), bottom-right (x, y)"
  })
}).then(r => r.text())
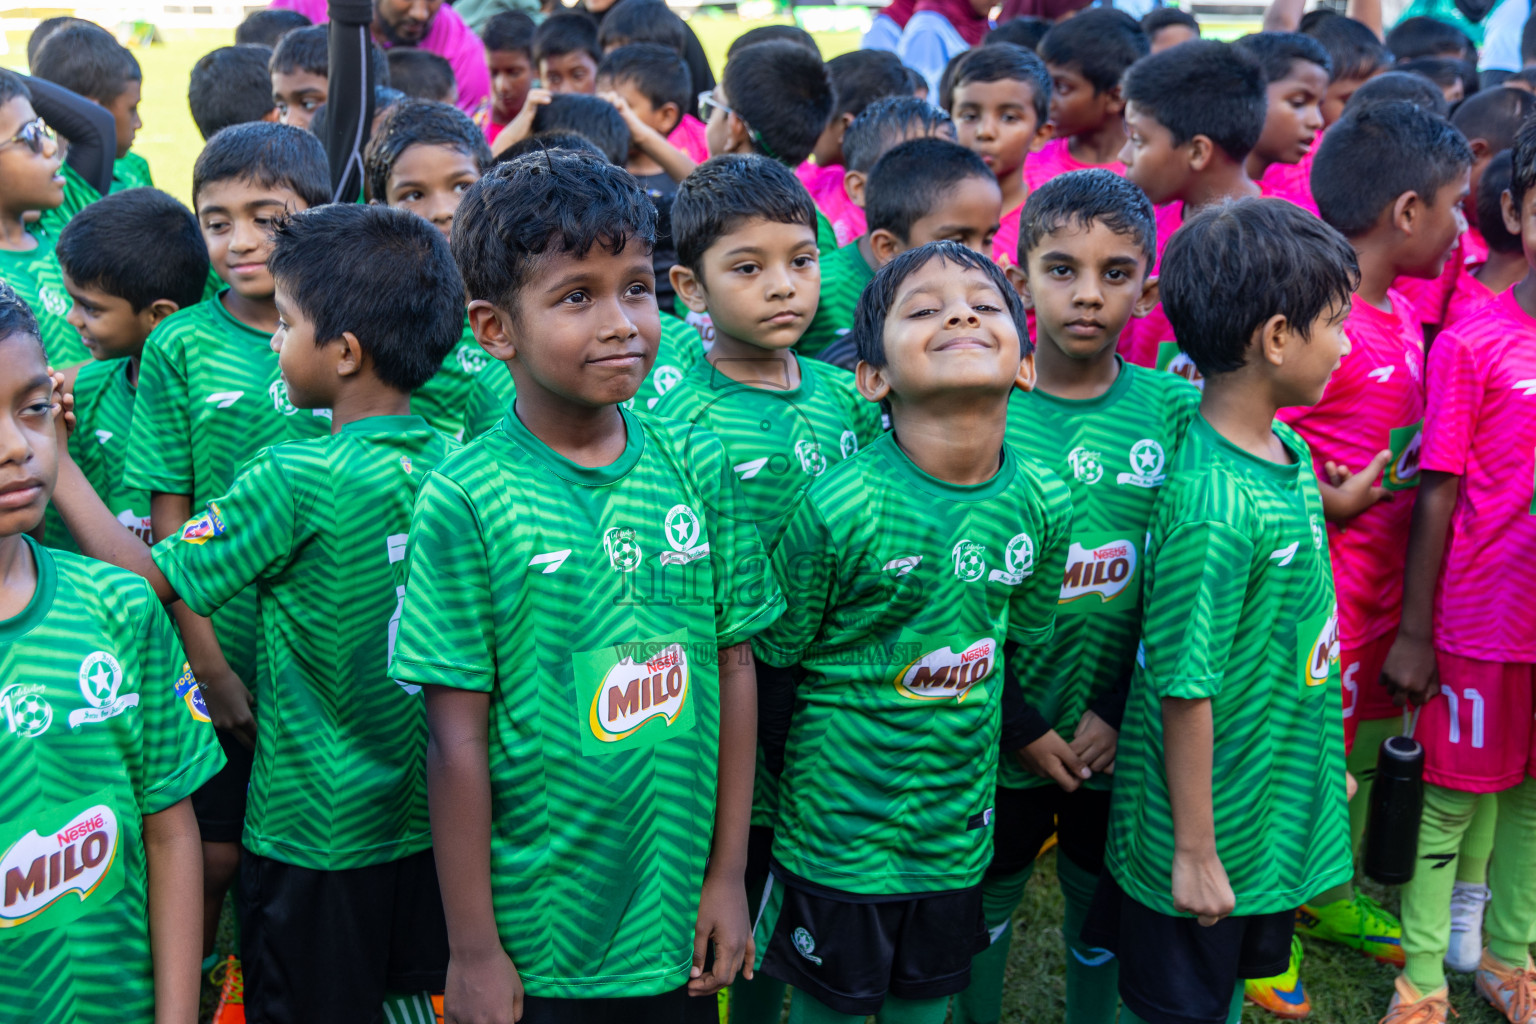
top-left (0, 683), bottom-right (52, 739)
top-left (68, 652), bottom-right (139, 729)
top-left (576, 634), bottom-right (697, 754)
top-left (269, 378), bottom-right (299, 416)
top-left (1059, 537), bottom-right (1139, 609)
top-left (893, 637), bottom-right (997, 703)
top-left (989, 532), bottom-right (1035, 584)
top-left (603, 526), bottom-right (643, 572)
top-left (952, 540), bottom-right (987, 582)
top-left (795, 439), bottom-right (828, 476)
top-left (658, 504), bottom-right (710, 566)
top-left (1068, 447), bottom-right (1104, 484)
top-left (0, 798), bottom-right (123, 933)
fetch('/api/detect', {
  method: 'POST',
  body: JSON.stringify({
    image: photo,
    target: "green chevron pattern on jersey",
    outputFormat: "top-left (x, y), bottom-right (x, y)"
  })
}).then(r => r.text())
top-left (154, 416), bottom-right (455, 869)
top-left (42, 358), bottom-right (151, 555)
top-left (411, 317), bottom-right (518, 439)
top-left (1001, 362), bottom-right (1200, 790)
top-left (0, 539), bottom-right (224, 1024)
top-left (125, 294), bottom-right (331, 689)
top-left (797, 241), bottom-right (874, 360)
top-left (754, 434), bottom-right (1072, 895)
top-left (111, 152), bottom-right (153, 193)
top-left (1105, 415), bottom-right (1352, 917)
top-left (391, 408), bottom-right (783, 997)
top-left (0, 231), bottom-right (86, 367)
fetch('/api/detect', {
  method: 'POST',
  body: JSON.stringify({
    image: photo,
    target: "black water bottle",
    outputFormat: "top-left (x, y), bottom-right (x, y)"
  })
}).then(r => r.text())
top-left (1363, 714), bottom-right (1426, 885)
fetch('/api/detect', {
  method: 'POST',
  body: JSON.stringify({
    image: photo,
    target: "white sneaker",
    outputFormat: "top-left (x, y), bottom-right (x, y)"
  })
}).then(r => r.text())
top-left (1448, 880), bottom-right (1492, 973)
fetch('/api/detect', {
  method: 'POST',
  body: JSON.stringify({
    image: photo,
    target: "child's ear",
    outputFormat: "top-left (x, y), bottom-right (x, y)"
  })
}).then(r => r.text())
top-left (725, 111), bottom-right (753, 155)
top-left (260, 107), bottom-right (281, 125)
top-left (1469, 137), bottom-right (1493, 162)
top-left (1255, 312), bottom-right (1291, 368)
top-left (1031, 120), bottom-right (1055, 152)
top-left (1133, 275), bottom-right (1159, 318)
top-left (658, 101), bottom-right (681, 137)
top-left (1187, 135), bottom-right (1214, 173)
top-left (844, 169), bottom-right (868, 208)
top-left (1103, 84), bottom-right (1127, 118)
top-left (1391, 189), bottom-right (1422, 236)
top-left (336, 331), bottom-right (365, 378)
top-left (856, 358), bottom-right (892, 403)
top-left (1004, 261), bottom-right (1032, 308)
top-left (1502, 187), bottom-right (1521, 237)
top-left (670, 264), bottom-right (708, 314)
top-left (869, 229), bottom-right (904, 268)
top-left (1014, 349), bottom-right (1036, 393)
top-left (468, 299), bottom-right (518, 362)
top-left (143, 298), bottom-right (180, 329)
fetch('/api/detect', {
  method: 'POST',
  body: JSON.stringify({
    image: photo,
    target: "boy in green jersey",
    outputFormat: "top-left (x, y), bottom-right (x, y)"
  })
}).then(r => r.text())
top-left (0, 286), bottom-right (223, 1024)
top-left (1089, 198), bottom-right (1358, 1024)
top-left (751, 241), bottom-right (1072, 1024)
top-left (122, 121), bottom-right (331, 969)
top-left (391, 150), bottom-right (784, 1023)
top-left (29, 22), bottom-right (151, 194)
top-left (800, 137), bottom-right (1001, 370)
top-left (954, 170), bottom-right (1195, 1024)
top-left (55, 203), bottom-right (463, 1024)
top-left (43, 188), bottom-right (210, 553)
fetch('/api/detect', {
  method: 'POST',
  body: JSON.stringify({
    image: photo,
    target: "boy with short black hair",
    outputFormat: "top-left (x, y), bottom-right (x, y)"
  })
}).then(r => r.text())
top-left (1093, 196), bottom-right (1359, 1024)
top-left (1303, 15), bottom-right (1392, 126)
top-left (949, 42), bottom-right (1052, 264)
top-left (802, 49), bottom-right (911, 247)
top-left (597, 0), bottom-right (690, 56)
top-left (1233, 32), bottom-right (1332, 213)
top-left (1444, 149), bottom-right (1524, 327)
top-left (30, 21), bottom-right (151, 190)
top-left (56, 202), bottom-right (465, 1024)
top-left (388, 49), bottom-right (457, 104)
top-left (478, 10), bottom-right (536, 143)
top-left (532, 92), bottom-right (631, 164)
top-left (533, 11), bottom-right (602, 95)
top-left (1032, 11), bottom-right (1151, 191)
top-left (751, 238), bottom-right (1071, 1024)
top-left (235, 6), bottom-right (310, 47)
top-left (1386, 15), bottom-right (1476, 64)
top-left (190, 45), bottom-right (278, 140)
top-left (1143, 7), bottom-right (1200, 53)
top-left (268, 25), bottom-right (389, 132)
top-left (394, 148), bottom-right (782, 1021)
top-left (705, 39), bottom-right (833, 180)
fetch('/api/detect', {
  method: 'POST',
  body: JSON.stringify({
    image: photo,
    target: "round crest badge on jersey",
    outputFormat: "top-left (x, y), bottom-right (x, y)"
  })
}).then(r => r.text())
top-left (68, 652), bottom-right (139, 729)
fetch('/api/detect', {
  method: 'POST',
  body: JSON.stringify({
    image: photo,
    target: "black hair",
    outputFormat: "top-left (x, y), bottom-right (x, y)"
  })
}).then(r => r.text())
top-left (844, 95), bottom-right (954, 173)
top-left (451, 149), bottom-right (656, 314)
top-left (937, 48), bottom-right (973, 112)
top-left (725, 24), bottom-right (819, 60)
top-left (1508, 114), bottom-right (1536, 210)
top-left (1386, 15), bottom-right (1474, 61)
top-left (597, 0), bottom-right (688, 55)
top-left (1019, 168), bottom-right (1156, 264)
top-left (56, 188), bottom-right (209, 311)
top-left (236, 8), bottom-right (311, 48)
top-left (530, 93), bottom-right (631, 165)
top-left (1313, 100), bottom-right (1471, 236)
top-left (189, 45), bottom-right (275, 140)
top-left (721, 40), bottom-right (833, 167)
top-left (1162, 198), bottom-right (1358, 377)
top-left (0, 68), bottom-right (29, 108)
top-left (1302, 14), bottom-right (1390, 83)
top-left (986, 17), bottom-right (1051, 51)
top-left (1522, 14), bottom-right (1536, 67)
top-left (1141, 7), bottom-right (1200, 40)
top-left (0, 281), bottom-right (40, 346)
top-left (269, 25), bottom-right (389, 84)
top-left (905, 65), bottom-right (927, 97)
top-left (1233, 31), bottom-right (1332, 83)
top-left (269, 204), bottom-right (463, 392)
top-left (482, 10), bottom-right (536, 54)
top-left (27, 16), bottom-right (88, 66)
top-left (853, 240), bottom-right (1030, 368)
top-left (597, 44), bottom-right (692, 119)
top-left (1478, 149), bottom-right (1519, 253)
top-left (1122, 39), bottom-right (1266, 161)
top-left (1397, 56), bottom-right (1472, 95)
top-left (1345, 69), bottom-right (1450, 116)
top-left (671, 154), bottom-right (817, 273)
top-left (192, 120), bottom-right (330, 208)
top-left (365, 99), bottom-right (492, 202)
top-left (31, 23), bottom-right (141, 106)
top-left (388, 50), bottom-right (456, 102)
top-left (866, 137), bottom-right (995, 240)
top-left (533, 12), bottom-right (601, 66)
top-left (1038, 9), bottom-right (1150, 93)
top-left (1451, 84), bottom-right (1536, 151)
top-left (950, 43), bottom-right (1052, 126)
top-left (1507, 67), bottom-right (1536, 90)
top-left (826, 49), bottom-right (910, 120)
top-left (498, 130), bottom-right (607, 162)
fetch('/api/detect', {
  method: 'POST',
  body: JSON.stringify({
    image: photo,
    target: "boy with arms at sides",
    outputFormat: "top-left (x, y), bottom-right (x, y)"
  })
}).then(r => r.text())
top-left (752, 240), bottom-right (1072, 1024)
top-left (948, 44), bottom-right (1052, 266)
top-left (268, 24), bottom-right (388, 132)
top-left (1031, 11), bottom-right (1151, 191)
top-left (477, 12), bottom-right (536, 145)
top-left (0, 285), bottom-right (223, 1024)
top-left (1232, 32), bottom-right (1331, 214)
top-left (955, 169), bottom-right (1198, 1024)
top-left (1116, 40), bottom-right (1267, 373)
top-left (533, 13), bottom-right (602, 96)
top-left (29, 22), bottom-right (152, 192)
top-left (54, 203), bottom-right (464, 1024)
top-left (801, 137), bottom-right (1001, 369)
top-left (393, 150), bottom-right (783, 1024)
top-left (1090, 197), bottom-right (1358, 1024)
top-left (1444, 150), bottom-right (1524, 329)
top-left (1376, 115), bottom-right (1536, 1024)
top-left (123, 121), bottom-right (331, 979)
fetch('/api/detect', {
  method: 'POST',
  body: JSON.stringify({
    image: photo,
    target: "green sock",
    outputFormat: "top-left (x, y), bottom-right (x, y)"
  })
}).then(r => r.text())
top-left (729, 973), bottom-right (788, 1024)
top-left (1401, 783), bottom-right (1480, 994)
top-left (1058, 853), bottom-right (1119, 1024)
top-left (1348, 716), bottom-right (1400, 861)
top-left (381, 991), bottom-right (436, 1024)
top-left (788, 991), bottom-right (862, 1024)
top-left (951, 865), bottom-right (1031, 1024)
top-left (1487, 777), bottom-right (1536, 967)
top-left (1457, 793), bottom-right (1498, 887)
top-left (877, 995), bottom-right (950, 1024)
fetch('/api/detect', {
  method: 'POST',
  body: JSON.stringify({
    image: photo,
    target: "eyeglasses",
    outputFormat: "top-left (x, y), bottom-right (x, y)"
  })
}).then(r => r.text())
top-left (0, 118), bottom-right (53, 156)
top-left (696, 90), bottom-right (780, 162)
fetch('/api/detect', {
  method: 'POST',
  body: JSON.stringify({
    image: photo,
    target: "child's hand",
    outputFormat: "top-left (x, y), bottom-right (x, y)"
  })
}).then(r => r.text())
top-left (1346, 769), bottom-right (1358, 801)
top-left (48, 370), bottom-right (77, 448)
top-left (598, 89), bottom-right (646, 135)
top-left (1380, 632), bottom-right (1440, 706)
top-left (1017, 729), bottom-right (1091, 792)
top-left (490, 88), bottom-right (552, 157)
top-left (1069, 710), bottom-right (1117, 775)
top-left (443, 946), bottom-right (522, 1024)
top-left (199, 664), bottom-right (257, 749)
top-left (1172, 848), bottom-right (1234, 926)
top-left (1319, 449), bottom-right (1392, 522)
top-left (688, 871), bottom-right (754, 996)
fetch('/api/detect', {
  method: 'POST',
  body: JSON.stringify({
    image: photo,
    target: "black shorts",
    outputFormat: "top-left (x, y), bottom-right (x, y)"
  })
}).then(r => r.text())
top-left (988, 783), bottom-right (1112, 878)
top-left (1082, 873), bottom-right (1293, 1024)
top-left (753, 867), bottom-right (988, 1016)
top-left (239, 847), bottom-right (449, 1024)
top-left (745, 824), bottom-right (774, 909)
top-left (191, 729), bottom-right (254, 843)
top-left (518, 986), bottom-right (717, 1024)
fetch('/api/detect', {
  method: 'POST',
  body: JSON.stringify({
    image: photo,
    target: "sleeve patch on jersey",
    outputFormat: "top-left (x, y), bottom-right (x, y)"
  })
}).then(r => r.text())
top-left (174, 662), bottom-right (212, 723)
top-left (180, 503), bottom-right (226, 545)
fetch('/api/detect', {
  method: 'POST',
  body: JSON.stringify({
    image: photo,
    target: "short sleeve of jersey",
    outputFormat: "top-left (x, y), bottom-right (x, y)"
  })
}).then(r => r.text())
top-left (390, 470), bottom-right (498, 692)
top-left (1420, 323), bottom-right (1482, 476)
top-left (151, 450), bottom-right (299, 618)
top-left (752, 492), bottom-right (836, 666)
top-left (134, 593), bottom-right (227, 813)
top-left (828, 370), bottom-right (884, 445)
top-left (1007, 470), bottom-right (1072, 646)
top-left (125, 327), bottom-right (194, 495)
top-left (1140, 520), bottom-right (1253, 700)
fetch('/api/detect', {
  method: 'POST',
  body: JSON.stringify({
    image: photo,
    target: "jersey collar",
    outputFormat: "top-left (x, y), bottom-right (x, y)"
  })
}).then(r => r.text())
top-left (500, 405), bottom-right (644, 486)
top-left (0, 536), bottom-right (56, 643)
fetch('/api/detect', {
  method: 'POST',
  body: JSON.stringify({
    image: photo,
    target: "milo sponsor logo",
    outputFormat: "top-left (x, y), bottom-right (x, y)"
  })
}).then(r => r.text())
top-left (1157, 342), bottom-right (1204, 389)
top-left (588, 642), bottom-right (690, 743)
top-left (894, 638), bottom-right (996, 702)
top-left (1060, 538), bottom-right (1138, 607)
top-left (1305, 611), bottom-right (1340, 687)
top-left (0, 802), bottom-right (121, 931)
top-left (1384, 422), bottom-right (1422, 492)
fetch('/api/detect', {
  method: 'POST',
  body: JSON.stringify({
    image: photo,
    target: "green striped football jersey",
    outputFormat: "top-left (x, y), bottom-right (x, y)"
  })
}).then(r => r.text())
top-left (1105, 416), bottom-right (1351, 917)
top-left (125, 295), bottom-right (331, 689)
top-left (43, 358), bottom-right (150, 554)
top-left (797, 241), bottom-right (873, 360)
top-left (391, 408), bottom-right (783, 997)
top-left (754, 434), bottom-right (1072, 895)
top-left (111, 152), bottom-right (153, 193)
top-left (0, 539), bottom-right (224, 1024)
top-left (153, 416), bottom-right (455, 869)
top-left (39, 164), bottom-right (98, 239)
top-left (411, 317), bottom-right (518, 439)
top-left (1001, 362), bottom-right (1200, 790)
top-left (0, 232), bottom-right (87, 367)
top-left (815, 209), bottom-right (837, 255)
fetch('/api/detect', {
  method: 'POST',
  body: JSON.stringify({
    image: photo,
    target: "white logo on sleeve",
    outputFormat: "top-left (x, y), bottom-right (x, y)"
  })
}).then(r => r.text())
top-left (659, 505), bottom-right (710, 565)
top-left (529, 550), bottom-right (572, 574)
top-left (734, 457), bottom-right (769, 480)
top-left (1269, 542), bottom-right (1299, 566)
top-left (883, 555), bottom-right (922, 576)
top-left (1516, 379), bottom-right (1536, 396)
top-left (988, 532), bottom-right (1036, 584)
top-left (1116, 439), bottom-right (1167, 487)
top-left (206, 391), bottom-right (243, 409)
top-left (1368, 366), bottom-right (1395, 383)
top-left (68, 652), bottom-right (139, 729)
top-left (93, 430), bottom-right (112, 445)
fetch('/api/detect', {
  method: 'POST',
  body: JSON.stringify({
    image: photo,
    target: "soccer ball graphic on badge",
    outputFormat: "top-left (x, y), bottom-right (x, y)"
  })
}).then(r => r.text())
top-left (603, 526), bottom-right (643, 572)
top-left (6, 689), bottom-right (52, 738)
top-left (952, 540), bottom-right (987, 582)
